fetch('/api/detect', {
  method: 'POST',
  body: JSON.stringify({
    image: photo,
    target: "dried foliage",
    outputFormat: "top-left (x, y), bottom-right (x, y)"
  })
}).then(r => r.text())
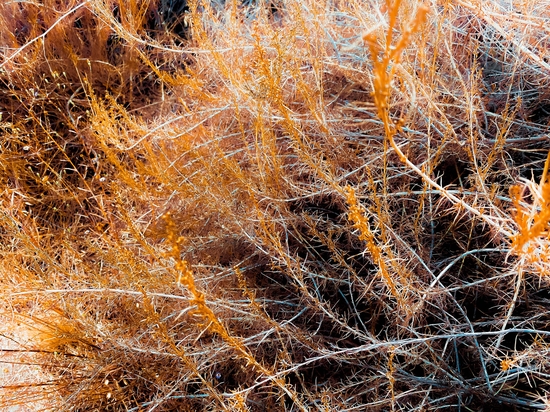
top-left (1, 0), bottom-right (550, 410)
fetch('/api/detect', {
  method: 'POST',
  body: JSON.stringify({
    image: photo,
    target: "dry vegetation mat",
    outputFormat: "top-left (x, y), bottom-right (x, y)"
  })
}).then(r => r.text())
top-left (1, 0), bottom-right (550, 410)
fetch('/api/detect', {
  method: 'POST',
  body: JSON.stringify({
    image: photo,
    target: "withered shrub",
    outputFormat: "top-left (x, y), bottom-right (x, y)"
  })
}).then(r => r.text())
top-left (1, 0), bottom-right (550, 410)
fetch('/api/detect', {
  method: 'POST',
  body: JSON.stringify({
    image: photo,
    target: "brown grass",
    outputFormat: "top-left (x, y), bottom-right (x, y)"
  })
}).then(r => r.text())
top-left (1, 0), bottom-right (550, 410)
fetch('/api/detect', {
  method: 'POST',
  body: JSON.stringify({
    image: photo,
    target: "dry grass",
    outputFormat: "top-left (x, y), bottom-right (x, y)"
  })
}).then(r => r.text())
top-left (1, 0), bottom-right (550, 410)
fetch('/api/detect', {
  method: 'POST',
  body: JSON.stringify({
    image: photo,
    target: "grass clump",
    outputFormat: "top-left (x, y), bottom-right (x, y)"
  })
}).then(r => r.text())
top-left (1, 0), bottom-right (550, 410)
